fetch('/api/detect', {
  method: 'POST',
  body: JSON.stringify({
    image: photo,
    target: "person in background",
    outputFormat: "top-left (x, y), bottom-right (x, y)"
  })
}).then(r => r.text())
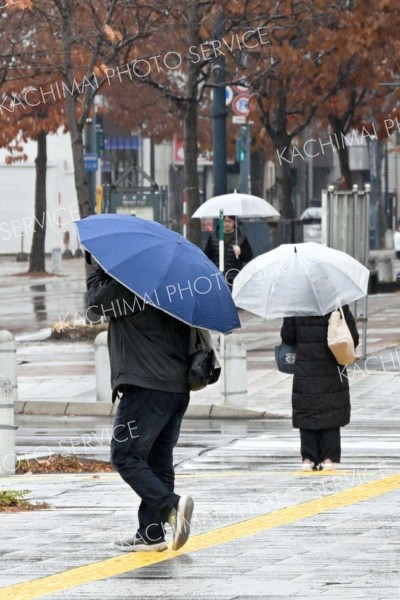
top-left (280, 306), bottom-right (359, 471)
top-left (204, 215), bottom-right (253, 286)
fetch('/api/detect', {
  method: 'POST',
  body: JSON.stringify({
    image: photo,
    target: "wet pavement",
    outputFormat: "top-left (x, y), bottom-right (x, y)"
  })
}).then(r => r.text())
top-left (1, 257), bottom-right (400, 598)
top-left (2, 402), bottom-right (400, 599)
top-left (0, 257), bottom-right (87, 339)
top-left (14, 415), bottom-right (272, 464)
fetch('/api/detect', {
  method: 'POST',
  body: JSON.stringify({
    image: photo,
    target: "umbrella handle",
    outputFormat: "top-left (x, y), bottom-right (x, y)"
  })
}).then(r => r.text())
top-left (235, 217), bottom-right (239, 260)
top-left (219, 210), bottom-right (224, 272)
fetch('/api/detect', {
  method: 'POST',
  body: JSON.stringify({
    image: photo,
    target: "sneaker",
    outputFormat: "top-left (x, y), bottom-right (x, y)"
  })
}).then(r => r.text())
top-left (167, 495), bottom-right (194, 551)
top-left (302, 459), bottom-right (315, 472)
top-left (114, 535), bottom-right (168, 553)
top-left (320, 459), bottom-right (336, 471)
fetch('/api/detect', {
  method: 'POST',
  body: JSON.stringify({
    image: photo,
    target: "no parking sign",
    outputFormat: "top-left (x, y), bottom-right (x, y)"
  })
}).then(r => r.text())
top-left (232, 94), bottom-right (249, 117)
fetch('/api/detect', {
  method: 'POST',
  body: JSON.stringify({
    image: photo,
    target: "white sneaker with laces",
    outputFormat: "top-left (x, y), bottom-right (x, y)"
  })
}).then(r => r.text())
top-left (114, 535), bottom-right (167, 553)
top-left (167, 495), bottom-right (194, 551)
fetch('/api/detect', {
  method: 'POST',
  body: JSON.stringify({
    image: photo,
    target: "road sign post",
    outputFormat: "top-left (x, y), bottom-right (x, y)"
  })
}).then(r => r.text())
top-left (232, 92), bottom-right (251, 194)
top-left (84, 153), bottom-right (99, 172)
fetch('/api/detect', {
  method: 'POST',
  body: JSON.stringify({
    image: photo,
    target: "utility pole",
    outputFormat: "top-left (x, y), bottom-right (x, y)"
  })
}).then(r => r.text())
top-left (368, 132), bottom-right (379, 250)
top-left (211, 12), bottom-right (227, 196)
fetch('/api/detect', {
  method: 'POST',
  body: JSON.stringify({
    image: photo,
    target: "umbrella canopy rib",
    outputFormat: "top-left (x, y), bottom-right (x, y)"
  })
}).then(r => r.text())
top-left (298, 253), bottom-right (325, 315)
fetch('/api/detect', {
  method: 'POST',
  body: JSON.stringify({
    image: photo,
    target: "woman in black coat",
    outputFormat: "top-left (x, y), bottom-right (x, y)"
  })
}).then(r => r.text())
top-left (281, 305), bottom-right (359, 471)
top-left (204, 215), bottom-right (253, 286)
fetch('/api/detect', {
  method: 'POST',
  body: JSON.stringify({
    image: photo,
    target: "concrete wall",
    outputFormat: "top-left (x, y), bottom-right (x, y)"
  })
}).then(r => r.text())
top-left (140, 138), bottom-right (173, 188)
top-left (0, 131), bottom-right (79, 255)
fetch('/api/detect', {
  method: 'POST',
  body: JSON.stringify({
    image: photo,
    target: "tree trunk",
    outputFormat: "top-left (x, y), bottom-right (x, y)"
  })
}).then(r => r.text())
top-left (181, 1), bottom-right (202, 246)
top-left (29, 131), bottom-right (47, 273)
top-left (182, 98), bottom-right (201, 246)
top-left (275, 143), bottom-right (294, 219)
top-left (60, 4), bottom-right (92, 220)
top-left (64, 95), bottom-right (95, 321)
top-left (250, 146), bottom-right (265, 197)
top-left (269, 90), bottom-right (295, 219)
top-left (169, 164), bottom-right (184, 233)
top-left (335, 135), bottom-right (352, 189)
top-left (296, 129), bottom-right (308, 215)
top-left (329, 117), bottom-right (352, 189)
top-left (64, 94), bottom-right (92, 219)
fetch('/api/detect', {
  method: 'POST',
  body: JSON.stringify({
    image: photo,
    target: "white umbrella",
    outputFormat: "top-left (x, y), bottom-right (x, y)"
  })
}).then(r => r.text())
top-left (300, 207), bottom-right (322, 220)
top-left (192, 192), bottom-right (280, 220)
top-left (192, 192), bottom-right (280, 271)
top-left (232, 242), bottom-right (370, 319)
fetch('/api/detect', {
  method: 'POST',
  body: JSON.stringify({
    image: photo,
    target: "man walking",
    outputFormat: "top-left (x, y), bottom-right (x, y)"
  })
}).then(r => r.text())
top-left (86, 256), bottom-right (194, 553)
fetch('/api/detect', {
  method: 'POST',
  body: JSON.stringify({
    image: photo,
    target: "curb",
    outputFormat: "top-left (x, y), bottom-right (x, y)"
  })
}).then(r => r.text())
top-left (15, 400), bottom-right (117, 417)
top-left (14, 400), bottom-right (287, 420)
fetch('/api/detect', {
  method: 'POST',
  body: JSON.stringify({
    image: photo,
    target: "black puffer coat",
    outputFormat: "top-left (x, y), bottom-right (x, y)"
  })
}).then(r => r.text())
top-left (281, 306), bottom-right (359, 430)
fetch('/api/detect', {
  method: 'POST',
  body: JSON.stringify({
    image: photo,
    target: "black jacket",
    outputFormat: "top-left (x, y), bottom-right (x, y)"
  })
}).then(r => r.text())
top-left (87, 268), bottom-right (191, 397)
top-left (204, 228), bottom-right (253, 284)
top-left (281, 306), bottom-right (359, 430)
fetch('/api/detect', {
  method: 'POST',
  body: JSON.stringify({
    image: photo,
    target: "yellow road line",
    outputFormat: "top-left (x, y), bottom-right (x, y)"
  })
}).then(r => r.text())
top-left (1, 473), bottom-right (400, 600)
top-left (291, 469), bottom-right (354, 476)
top-left (180, 470), bottom-right (355, 478)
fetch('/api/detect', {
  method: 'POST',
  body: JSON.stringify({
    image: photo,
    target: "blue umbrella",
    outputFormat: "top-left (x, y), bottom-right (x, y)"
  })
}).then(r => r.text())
top-left (76, 214), bottom-right (240, 334)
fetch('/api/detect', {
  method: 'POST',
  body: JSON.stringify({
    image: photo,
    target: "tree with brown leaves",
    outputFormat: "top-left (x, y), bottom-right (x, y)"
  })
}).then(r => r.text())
top-left (1, 0), bottom-right (164, 219)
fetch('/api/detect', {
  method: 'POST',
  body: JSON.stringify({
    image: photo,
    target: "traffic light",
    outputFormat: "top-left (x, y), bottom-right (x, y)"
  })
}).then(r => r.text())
top-left (236, 127), bottom-right (248, 162)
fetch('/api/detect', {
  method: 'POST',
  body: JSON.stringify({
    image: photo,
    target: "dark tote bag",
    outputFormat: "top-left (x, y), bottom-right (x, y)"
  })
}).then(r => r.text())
top-left (274, 343), bottom-right (296, 374)
top-left (188, 347), bottom-right (219, 391)
top-left (188, 329), bottom-right (221, 391)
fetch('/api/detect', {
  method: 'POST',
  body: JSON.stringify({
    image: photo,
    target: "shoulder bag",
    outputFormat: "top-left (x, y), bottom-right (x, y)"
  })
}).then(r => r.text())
top-left (188, 328), bottom-right (221, 391)
top-left (274, 343), bottom-right (296, 374)
top-left (327, 306), bottom-right (357, 366)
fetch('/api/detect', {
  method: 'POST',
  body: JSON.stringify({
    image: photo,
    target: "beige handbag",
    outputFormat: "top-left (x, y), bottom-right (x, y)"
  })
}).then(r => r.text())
top-left (327, 306), bottom-right (357, 366)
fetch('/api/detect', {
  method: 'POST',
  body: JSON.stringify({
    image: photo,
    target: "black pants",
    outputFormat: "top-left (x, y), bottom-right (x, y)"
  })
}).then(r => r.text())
top-left (300, 428), bottom-right (341, 465)
top-left (110, 385), bottom-right (190, 542)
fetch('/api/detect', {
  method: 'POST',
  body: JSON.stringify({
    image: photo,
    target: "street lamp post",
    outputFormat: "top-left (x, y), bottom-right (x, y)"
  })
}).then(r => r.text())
top-left (211, 13), bottom-right (227, 196)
